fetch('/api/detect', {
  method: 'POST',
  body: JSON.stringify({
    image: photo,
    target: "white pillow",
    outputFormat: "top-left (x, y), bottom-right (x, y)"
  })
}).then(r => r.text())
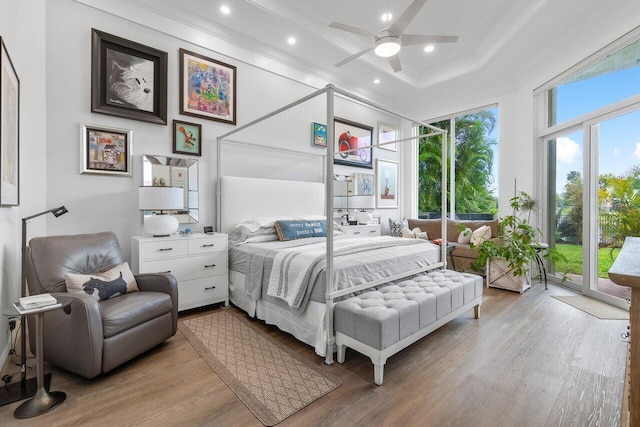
top-left (412, 227), bottom-right (428, 239)
top-left (65, 262), bottom-right (138, 301)
top-left (458, 227), bottom-right (472, 244)
top-left (401, 227), bottom-right (428, 239)
top-left (402, 228), bottom-right (415, 238)
top-left (471, 225), bottom-right (492, 246)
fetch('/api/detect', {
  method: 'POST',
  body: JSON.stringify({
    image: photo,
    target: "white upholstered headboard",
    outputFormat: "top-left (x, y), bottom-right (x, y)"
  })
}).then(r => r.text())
top-left (219, 176), bottom-right (325, 234)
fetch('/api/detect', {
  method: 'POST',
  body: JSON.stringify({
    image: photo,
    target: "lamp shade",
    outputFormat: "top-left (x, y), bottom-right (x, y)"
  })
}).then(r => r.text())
top-left (350, 195), bottom-right (375, 210)
top-left (138, 186), bottom-right (184, 211)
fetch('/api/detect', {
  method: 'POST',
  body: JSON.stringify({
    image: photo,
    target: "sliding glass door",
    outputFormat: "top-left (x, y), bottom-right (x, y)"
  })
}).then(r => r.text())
top-left (590, 109), bottom-right (640, 301)
top-left (545, 108), bottom-right (639, 306)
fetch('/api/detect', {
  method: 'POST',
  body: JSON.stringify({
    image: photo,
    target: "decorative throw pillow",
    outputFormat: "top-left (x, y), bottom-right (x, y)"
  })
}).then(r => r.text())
top-left (389, 218), bottom-right (404, 237)
top-left (471, 225), bottom-right (492, 246)
top-left (275, 219), bottom-right (327, 241)
top-left (413, 227), bottom-right (428, 240)
top-left (401, 227), bottom-right (428, 239)
top-left (458, 227), bottom-right (472, 244)
top-left (65, 262), bottom-right (138, 302)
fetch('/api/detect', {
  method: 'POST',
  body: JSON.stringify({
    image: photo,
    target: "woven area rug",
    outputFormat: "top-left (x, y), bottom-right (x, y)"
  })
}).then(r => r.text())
top-left (552, 295), bottom-right (629, 320)
top-left (179, 310), bottom-right (341, 426)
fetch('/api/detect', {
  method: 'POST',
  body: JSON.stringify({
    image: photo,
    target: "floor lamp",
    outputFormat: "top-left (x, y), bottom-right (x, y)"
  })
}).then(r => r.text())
top-left (0, 206), bottom-right (68, 407)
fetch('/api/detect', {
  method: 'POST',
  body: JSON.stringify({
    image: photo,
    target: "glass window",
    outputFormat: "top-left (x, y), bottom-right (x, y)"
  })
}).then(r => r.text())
top-left (417, 107), bottom-right (499, 219)
top-left (548, 38), bottom-right (640, 127)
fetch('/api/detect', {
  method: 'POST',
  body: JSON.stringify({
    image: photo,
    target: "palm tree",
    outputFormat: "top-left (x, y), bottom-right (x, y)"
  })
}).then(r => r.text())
top-left (418, 111), bottom-right (497, 215)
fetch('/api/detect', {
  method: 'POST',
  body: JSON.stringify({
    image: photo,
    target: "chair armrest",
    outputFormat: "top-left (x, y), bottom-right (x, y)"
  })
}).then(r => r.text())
top-left (32, 292), bottom-right (104, 379)
top-left (135, 273), bottom-right (178, 334)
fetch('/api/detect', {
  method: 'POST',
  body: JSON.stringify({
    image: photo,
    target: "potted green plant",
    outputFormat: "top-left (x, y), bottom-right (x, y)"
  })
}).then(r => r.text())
top-left (471, 191), bottom-right (563, 293)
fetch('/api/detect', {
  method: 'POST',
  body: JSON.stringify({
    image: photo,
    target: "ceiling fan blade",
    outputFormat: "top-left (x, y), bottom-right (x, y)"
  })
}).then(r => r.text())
top-left (329, 22), bottom-right (374, 38)
top-left (402, 34), bottom-right (459, 46)
top-left (335, 46), bottom-right (375, 67)
top-left (389, 0), bottom-right (429, 35)
top-left (388, 55), bottom-right (402, 73)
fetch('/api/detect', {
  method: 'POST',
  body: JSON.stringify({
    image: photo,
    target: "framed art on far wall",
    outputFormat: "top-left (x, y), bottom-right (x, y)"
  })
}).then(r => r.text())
top-left (91, 29), bottom-right (168, 125)
top-left (0, 37), bottom-right (20, 206)
top-left (334, 117), bottom-right (373, 169)
top-left (180, 48), bottom-right (237, 125)
top-left (80, 124), bottom-right (133, 176)
top-left (312, 122), bottom-right (327, 147)
top-left (378, 122), bottom-right (398, 151)
top-left (173, 120), bottom-right (202, 156)
top-left (376, 159), bottom-right (399, 208)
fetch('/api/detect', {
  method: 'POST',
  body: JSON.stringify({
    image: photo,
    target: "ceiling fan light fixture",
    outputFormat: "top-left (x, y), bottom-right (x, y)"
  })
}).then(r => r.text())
top-left (374, 33), bottom-right (401, 57)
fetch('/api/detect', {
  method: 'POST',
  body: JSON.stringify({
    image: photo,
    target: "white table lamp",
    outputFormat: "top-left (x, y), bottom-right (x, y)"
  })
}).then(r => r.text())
top-left (351, 195), bottom-right (375, 224)
top-left (139, 186), bottom-right (184, 237)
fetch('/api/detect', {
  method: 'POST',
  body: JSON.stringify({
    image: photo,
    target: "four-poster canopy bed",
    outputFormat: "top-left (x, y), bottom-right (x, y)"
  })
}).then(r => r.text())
top-left (215, 84), bottom-right (462, 366)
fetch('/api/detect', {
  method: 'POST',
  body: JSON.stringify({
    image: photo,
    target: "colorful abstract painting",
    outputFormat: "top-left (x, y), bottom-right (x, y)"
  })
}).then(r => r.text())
top-left (180, 49), bottom-right (236, 125)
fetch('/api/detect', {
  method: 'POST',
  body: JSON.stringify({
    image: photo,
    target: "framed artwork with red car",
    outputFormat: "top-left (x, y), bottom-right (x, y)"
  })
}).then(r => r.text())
top-left (334, 117), bottom-right (373, 169)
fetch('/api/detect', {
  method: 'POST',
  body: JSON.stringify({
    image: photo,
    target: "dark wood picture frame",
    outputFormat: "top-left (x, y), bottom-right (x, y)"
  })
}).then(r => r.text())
top-left (334, 117), bottom-right (373, 169)
top-left (173, 119), bottom-right (202, 157)
top-left (0, 37), bottom-right (20, 206)
top-left (91, 29), bottom-right (168, 125)
top-left (179, 48), bottom-right (236, 125)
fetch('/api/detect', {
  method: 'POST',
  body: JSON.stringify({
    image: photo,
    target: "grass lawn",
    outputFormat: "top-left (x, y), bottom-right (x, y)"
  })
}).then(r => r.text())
top-left (554, 243), bottom-right (620, 278)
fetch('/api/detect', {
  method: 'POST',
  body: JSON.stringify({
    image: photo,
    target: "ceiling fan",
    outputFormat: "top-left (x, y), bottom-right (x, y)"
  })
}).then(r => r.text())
top-left (329, 0), bottom-right (458, 72)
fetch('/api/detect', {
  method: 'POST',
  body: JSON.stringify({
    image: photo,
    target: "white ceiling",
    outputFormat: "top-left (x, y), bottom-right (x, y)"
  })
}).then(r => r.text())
top-left (126, 0), bottom-right (631, 113)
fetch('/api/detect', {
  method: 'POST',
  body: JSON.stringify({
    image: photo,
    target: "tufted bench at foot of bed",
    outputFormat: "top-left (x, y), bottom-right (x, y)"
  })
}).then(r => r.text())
top-left (334, 269), bottom-right (483, 385)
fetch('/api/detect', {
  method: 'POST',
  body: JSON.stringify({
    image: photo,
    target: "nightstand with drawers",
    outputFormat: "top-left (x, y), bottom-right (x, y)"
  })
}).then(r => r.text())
top-left (131, 233), bottom-right (228, 311)
top-left (340, 224), bottom-right (381, 237)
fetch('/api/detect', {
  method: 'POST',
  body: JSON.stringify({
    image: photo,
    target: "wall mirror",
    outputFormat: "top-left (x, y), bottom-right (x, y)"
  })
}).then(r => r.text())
top-left (141, 154), bottom-right (199, 224)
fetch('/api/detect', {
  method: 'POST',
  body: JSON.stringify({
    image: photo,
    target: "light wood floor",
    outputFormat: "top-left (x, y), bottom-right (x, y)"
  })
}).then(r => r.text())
top-left (0, 283), bottom-right (628, 426)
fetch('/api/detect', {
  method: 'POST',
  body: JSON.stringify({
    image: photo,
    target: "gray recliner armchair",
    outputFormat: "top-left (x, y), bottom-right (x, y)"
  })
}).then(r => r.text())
top-left (25, 231), bottom-right (178, 379)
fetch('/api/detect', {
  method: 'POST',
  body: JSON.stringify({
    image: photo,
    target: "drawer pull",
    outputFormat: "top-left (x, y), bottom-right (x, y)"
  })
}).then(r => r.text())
top-left (353, 231), bottom-right (361, 234)
top-left (159, 248), bottom-right (173, 252)
top-left (369, 230), bottom-right (376, 233)
top-left (160, 270), bottom-right (171, 274)
top-left (202, 244), bottom-right (215, 247)
top-left (204, 286), bottom-right (216, 291)
top-left (204, 264), bottom-right (216, 268)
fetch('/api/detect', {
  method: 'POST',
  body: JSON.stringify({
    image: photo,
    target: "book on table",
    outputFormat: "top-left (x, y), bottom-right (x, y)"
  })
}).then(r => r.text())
top-left (18, 294), bottom-right (58, 310)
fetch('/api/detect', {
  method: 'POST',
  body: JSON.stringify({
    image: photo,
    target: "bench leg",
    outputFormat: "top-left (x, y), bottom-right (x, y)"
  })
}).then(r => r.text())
top-left (374, 363), bottom-right (384, 385)
top-left (336, 343), bottom-right (346, 364)
top-left (474, 304), bottom-right (481, 319)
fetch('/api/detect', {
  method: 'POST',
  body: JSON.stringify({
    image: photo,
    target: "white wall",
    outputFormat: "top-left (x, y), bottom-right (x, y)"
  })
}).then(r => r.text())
top-left (405, 2), bottom-right (640, 219)
top-left (45, 0), bottom-right (403, 257)
top-left (0, 0), bottom-right (47, 368)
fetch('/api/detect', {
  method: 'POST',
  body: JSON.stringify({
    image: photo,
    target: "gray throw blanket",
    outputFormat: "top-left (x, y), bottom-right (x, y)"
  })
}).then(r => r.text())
top-left (266, 236), bottom-right (430, 308)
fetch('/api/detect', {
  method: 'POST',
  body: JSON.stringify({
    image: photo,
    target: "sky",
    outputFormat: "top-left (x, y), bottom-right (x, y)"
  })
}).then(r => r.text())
top-left (553, 64), bottom-right (640, 192)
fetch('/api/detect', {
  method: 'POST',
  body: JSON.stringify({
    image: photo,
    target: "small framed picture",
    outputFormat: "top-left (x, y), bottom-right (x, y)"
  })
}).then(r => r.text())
top-left (80, 124), bottom-right (133, 176)
top-left (91, 29), bottom-right (168, 125)
top-left (378, 122), bottom-right (398, 151)
top-left (312, 122), bottom-right (327, 147)
top-left (173, 120), bottom-right (202, 156)
top-left (376, 159), bottom-right (399, 208)
top-left (180, 48), bottom-right (236, 125)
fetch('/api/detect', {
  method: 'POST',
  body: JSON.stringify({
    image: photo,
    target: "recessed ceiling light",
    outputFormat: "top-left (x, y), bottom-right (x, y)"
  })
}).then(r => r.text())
top-left (424, 45), bottom-right (435, 53)
top-left (373, 79), bottom-right (380, 84)
top-left (220, 5), bottom-right (230, 15)
top-left (381, 12), bottom-right (393, 22)
top-left (287, 36), bottom-right (296, 45)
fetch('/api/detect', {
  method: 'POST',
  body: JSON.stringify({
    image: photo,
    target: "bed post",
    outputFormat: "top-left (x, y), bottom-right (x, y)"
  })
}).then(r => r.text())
top-left (441, 129), bottom-right (448, 268)
top-left (325, 84), bottom-right (335, 365)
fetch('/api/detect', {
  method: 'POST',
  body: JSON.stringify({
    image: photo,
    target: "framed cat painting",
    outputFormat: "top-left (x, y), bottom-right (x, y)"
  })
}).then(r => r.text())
top-left (91, 29), bottom-right (168, 125)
